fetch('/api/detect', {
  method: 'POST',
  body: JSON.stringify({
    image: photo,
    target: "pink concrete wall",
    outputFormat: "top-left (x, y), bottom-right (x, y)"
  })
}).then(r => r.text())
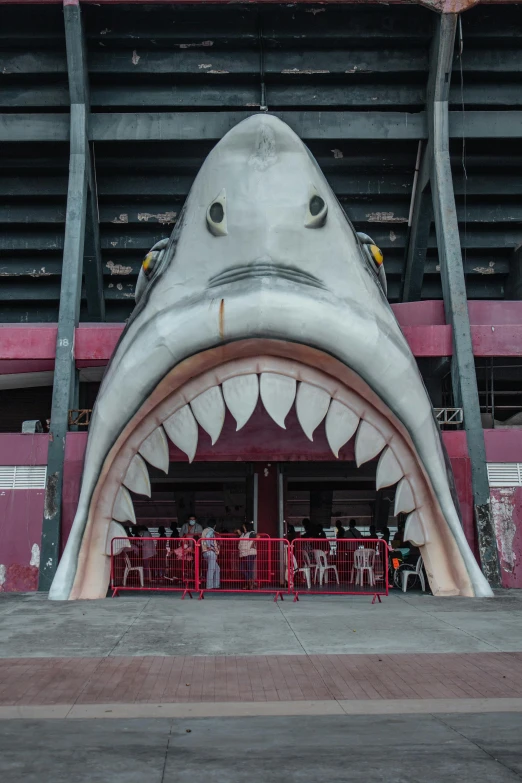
top-left (0, 434), bottom-right (48, 592)
top-left (4, 302), bottom-right (522, 374)
top-left (484, 429), bottom-right (522, 463)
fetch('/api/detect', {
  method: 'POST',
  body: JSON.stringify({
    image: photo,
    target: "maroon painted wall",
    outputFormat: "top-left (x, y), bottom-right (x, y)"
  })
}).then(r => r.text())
top-left (0, 434), bottom-right (48, 592)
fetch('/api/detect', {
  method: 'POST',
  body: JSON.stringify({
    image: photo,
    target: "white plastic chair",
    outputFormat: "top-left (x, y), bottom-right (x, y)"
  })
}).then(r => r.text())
top-left (292, 555), bottom-right (311, 589)
top-left (402, 556), bottom-right (426, 593)
top-left (352, 548), bottom-right (375, 587)
top-left (303, 550), bottom-right (319, 584)
top-left (313, 550), bottom-right (339, 586)
top-left (123, 552), bottom-right (144, 587)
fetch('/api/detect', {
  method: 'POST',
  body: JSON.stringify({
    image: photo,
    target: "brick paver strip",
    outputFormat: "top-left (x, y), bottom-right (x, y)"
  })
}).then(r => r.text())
top-left (0, 653), bottom-right (521, 706)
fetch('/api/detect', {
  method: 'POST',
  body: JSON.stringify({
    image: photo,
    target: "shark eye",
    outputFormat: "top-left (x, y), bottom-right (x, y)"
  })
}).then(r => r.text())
top-left (305, 189), bottom-right (328, 229)
top-left (142, 251), bottom-right (157, 279)
top-left (369, 244), bottom-right (384, 267)
top-left (357, 232), bottom-right (387, 295)
top-left (135, 237), bottom-right (169, 304)
top-left (207, 189), bottom-right (228, 237)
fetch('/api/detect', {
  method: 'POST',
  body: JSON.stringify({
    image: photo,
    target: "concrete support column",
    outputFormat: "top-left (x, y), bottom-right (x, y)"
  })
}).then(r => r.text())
top-left (429, 14), bottom-right (500, 586)
top-left (39, 105), bottom-right (87, 590)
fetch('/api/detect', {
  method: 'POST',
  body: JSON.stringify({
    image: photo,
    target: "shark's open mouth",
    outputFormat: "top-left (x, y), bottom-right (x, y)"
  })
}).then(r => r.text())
top-left (67, 341), bottom-right (478, 600)
top-left (49, 113), bottom-right (493, 600)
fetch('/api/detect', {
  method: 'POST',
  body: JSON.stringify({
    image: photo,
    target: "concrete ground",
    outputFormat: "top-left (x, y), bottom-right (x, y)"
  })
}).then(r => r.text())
top-left (1, 589), bottom-right (522, 657)
top-left (1, 713), bottom-right (522, 783)
top-left (2, 590), bottom-right (522, 782)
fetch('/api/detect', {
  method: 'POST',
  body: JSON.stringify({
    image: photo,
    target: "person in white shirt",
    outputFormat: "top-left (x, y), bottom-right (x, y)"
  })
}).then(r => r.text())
top-left (237, 521), bottom-right (258, 590)
top-left (139, 527), bottom-right (156, 582)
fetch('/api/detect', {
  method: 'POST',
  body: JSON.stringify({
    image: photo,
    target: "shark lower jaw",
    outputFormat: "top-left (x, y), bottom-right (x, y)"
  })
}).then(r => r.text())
top-left (65, 339), bottom-right (484, 601)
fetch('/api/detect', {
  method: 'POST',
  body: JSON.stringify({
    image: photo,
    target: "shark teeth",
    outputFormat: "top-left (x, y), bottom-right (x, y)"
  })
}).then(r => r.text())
top-left (260, 372), bottom-right (297, 429)
top-left (404, 510), bottom-right (427, 546)
top-left (375, 446), bottom-right (403, 491)
top-left (190, 385), bottom-right (225, 445)
top-left (296, 382), bottom-right (331, 441)
top-left (355, 420), bottom-right (387, 467)
top-left (325, 399), bottom-right (359, 458)
top-left (118, 373), bottom-right (422, 530)
top-left (139, 426), bottom-right (169, 474)
top-left (163, 405), bottom-right (198, 463)
top-left (394, 477), bottom-right (416, 516)
top-left (222, 374), bottom-right (259, 431)
top-left (123, 453), bottom-right (151, 497)
top-left (113, 486), bottom-right (136, 524)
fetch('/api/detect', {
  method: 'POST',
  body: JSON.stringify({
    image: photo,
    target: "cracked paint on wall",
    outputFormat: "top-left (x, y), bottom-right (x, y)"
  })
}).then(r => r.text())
top-left (30, 544), bottom-right (40, 568)
top-left (491, 486), bottom-right (522, 588)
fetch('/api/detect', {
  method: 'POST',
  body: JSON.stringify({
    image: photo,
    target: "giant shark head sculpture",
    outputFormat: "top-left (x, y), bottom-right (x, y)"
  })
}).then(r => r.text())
top-left (50, 114), bottom-right (492, 599)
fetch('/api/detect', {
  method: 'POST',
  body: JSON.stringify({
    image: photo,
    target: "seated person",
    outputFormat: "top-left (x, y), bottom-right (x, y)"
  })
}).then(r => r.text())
top-left (391, 529), bottom-right (405, 550)
top-left (334, 521), bottom-right (345, 539)
top-left (346, 519), bottom-right (362, 539)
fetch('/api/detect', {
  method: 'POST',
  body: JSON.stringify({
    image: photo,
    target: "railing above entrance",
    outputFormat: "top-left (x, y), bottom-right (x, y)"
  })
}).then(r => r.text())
top-left (434, 407), bottom-right (464, 428)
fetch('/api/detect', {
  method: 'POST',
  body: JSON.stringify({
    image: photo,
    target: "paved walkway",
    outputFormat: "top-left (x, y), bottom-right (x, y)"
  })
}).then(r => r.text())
top-left (1, 652), bottom-right (522, 708)
top-left (1, 590), bottom-right (522, 658)
top-left (2, 591), bottom-right (522, 781)
top-left (2, 713), bottom-right (522, 783)
top-left (1, 590), bottom-right (522, 719)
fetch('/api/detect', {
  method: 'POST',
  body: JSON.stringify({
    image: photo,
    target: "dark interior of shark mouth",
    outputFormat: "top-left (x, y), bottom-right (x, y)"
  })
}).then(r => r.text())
top-left (49, 113), bottom-right (493, 600)
top-left (63, 340), bottom-right (478, 600)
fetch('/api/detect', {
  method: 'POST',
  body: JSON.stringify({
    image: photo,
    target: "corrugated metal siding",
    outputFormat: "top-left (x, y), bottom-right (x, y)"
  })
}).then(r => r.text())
top-left (0, 4), bottom-right (520, 321)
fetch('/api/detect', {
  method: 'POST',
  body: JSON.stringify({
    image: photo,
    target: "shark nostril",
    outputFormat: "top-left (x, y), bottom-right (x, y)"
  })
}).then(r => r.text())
top-left (309, 195), bottom-right (325, 217)
top-left (209, 202), bottom-right (224, 223)
top-left (305, 188), bottom-right (328, 229)
top-left (207, 188), bottom-right (228, 237)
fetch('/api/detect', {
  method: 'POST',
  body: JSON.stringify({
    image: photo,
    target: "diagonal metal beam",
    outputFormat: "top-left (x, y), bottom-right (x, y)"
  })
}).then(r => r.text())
top-left (429, 14), bottom-right (500, 588)
top-left (402, 141), bottom-right (432, 302)
top-left (64, 0), bottom-right (104, 322)
top-left (84, 144), bottom-right (105, 321)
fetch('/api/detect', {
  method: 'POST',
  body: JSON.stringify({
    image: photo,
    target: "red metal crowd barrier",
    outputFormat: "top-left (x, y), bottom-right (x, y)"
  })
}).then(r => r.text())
top-left (110, 537), bottom-right (198, 598)
top-left (197, 537), bottom-right (289, 601)
top-left (110, 536), bottom-right (388, 602)
top-left (291, 538), bottom-right (388, 602)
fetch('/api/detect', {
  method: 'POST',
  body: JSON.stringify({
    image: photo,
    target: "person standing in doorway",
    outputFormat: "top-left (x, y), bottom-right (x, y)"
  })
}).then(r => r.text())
top-left (180, 515), bottom-right (203, 538)
top-left (237, 521), bottom-right (258, 590)
top-left (201, 519), bottom-right (220, 589)
top-left (139, 527), bottom-right (157, 583)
